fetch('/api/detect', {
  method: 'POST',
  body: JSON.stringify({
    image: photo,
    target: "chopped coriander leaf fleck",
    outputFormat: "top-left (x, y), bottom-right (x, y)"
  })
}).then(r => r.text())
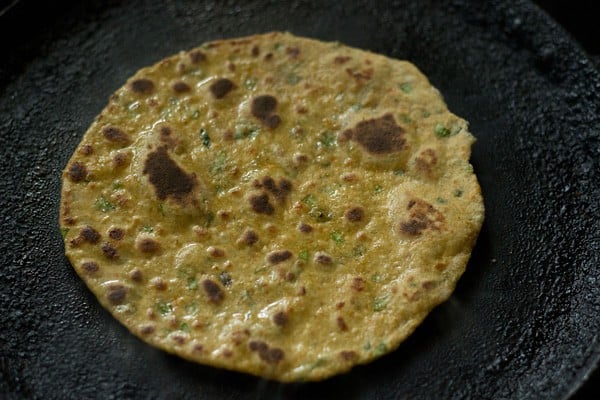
top-left (352, 244), bottom-right (366, 257)
top-left (244, 78), bottom-right (257, 90)
top-left (60, 227), bottom-right (70, 239)
top-left (200, 128), bottom-right (211, 148)
top-left (309, 207), bottom-right (333, 223)
top-left (422, 110), bottom-right (431, 117)
top-left (374, 295), bottom-right (389, 312)
top-left (400, 82), bottom-right (412, 93)
top-left (374, 342), bottom-right (388, 356)
top-left (363, 342), bottom-right (372, 351)
top-left (373, 185), bottom-right (384, 194)
top-left (187, 277), bottom-right (198, 290)
top-left (112, 181), bottom-right (123, 190)
top-left (309, 358), bottom-right (328, 371)
top-left (330, 231), bottom-right (344, 245)
top-left (454, 189), bottom-right (464, 197)
top-left (179, 322), bottom-right (191, 332)
top-left (301, 194), bottom-right (317, 207)
top-left (318, 132), bottom-right (337, 148)
top-left (435, 123), bottom-right (451, 137)
top-left (398, 113), bottom-right (413, 124)
top-left (436, 197), bottom-right (448, 204)
top-left (157, 302), bottom-right (173, 315)
top-left (371, 273), bottom-right (383, 283)
top-left (95, 196), bottom-right (115, 212)
top-left (191, 110), bottom-right (200, 119)
top-left (393, 169), bottom-right (404, 176)
top-left (298, 250), bottom-right (309, 262)
top-left (141, 225), bottom-right (154, 233)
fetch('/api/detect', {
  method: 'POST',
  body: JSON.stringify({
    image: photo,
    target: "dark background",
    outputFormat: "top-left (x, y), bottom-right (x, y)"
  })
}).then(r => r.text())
top-left (0, 0), bottom-right (598, 398)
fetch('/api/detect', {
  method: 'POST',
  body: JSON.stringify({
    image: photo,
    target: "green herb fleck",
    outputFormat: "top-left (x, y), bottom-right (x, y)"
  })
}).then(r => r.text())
top-left (435, 123), bottom-right (452, 138)
top-left (373, 185), bottom-right (384, 194)
top-left (454, 189), bottom-right (464, 197)
top-left (180, 322), bottom-right (191, 332)
top-left (436, 197), bottom-right (448, 204)
top-left (393, 169), bottom-right (404, 176)
top-left (352, 244), bottom-right (366, 258)
top-left (112, 181), bottom-right (123, 190)
top-left (157, 302), bottom-right (173, 315)
top-left (286, 73), bottom-right (301, 85)
top-left (187, 277), bottom-right (198, 290)
top-left (95, 196), bottom-right (115, 212)
top-left (244, 78), bottom-right (257, 90)
top-left (309, 207), bottom-right (333, 223)
top-left (422, 110), bottom-right (431, 118)
top-left (363, 342), bottom-right (372, 351)
top-left (351, 103), bottom-right (362, 111)
top-left (210, 151), bottom-right (227, 174)
top-left (185, 302), bottom-right (198, 315)
top-left (200, 128), bottom-right (211, 148)
top-left (398, 113), bottom-right (413, 124)
top-left (298, 250), bottom-right (309, 262)
top-left (371, 273), bottom-right (383, 283)
top-left (330, 231), bottom-right (344, 245)
top-left (60, 227), bottom-right (70, 239)
top-left (309, 358), bottom-right (328, 371)
top-left (141, 225), bottom-right (154, 233)
top-left (254, 265), bottom-right (268, 274)
top-left (318, 132), bottom-right (337, 148)
top-left (374, 295), bottom-right (390, 312)
top-left (374, 342), bottom-right (388, 356)
top-left (158, 203), bottom-right (166, 216)
top-left (301, 194), bottom-right (317, 207)
top-left (400, 82), bottom-right (412, 93)
top-left (273, 42), bottom-right (283, 50)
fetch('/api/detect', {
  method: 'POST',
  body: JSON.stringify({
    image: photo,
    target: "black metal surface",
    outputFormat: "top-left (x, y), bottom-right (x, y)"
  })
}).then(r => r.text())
top-left (1, 0), bottom-right (598, 399)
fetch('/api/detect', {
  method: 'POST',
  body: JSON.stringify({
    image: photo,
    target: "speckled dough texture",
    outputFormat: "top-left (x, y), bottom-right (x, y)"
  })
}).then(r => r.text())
top-left (59, 32), bottom-right (485, 381)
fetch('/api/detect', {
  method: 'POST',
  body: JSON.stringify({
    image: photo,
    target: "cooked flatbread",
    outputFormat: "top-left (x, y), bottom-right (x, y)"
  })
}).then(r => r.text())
top-left (60, 32), bottom-right (484, 381)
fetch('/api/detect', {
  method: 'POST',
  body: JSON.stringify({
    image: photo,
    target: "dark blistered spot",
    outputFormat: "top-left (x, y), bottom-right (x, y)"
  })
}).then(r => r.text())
top-left (264, 53), bottom-right (273, 61)
top-left (129, 268), bottom-right (143, 281)
top-left (142, 146), bottom-right (197, 203)
top-left (336, 301), bottom-right (345, 309)
top-left (202, 279), bottom-right (224, 304)
top-left (251, 95), bottom-right (277, 119)
top-left (345, 206), bottom-right (364, 222)
top-left (102, 126), bottom-right (130, 144)
top-left (315, 252), bottom-right (333, 265)
top-left (113, 152), bottom-right (130, 168)
top-left (106, 283), bottom-right (127, 304)
top-left (219, 271), bottom-right (232, 287)
top-left (286, 46), bottom-right (300, 58)
top-left (334, 56), bottom-right (351, 64)
top-left (68, 162), bottom-right (87, 182)
top-left (265, 114), bottom-right (281, 129)
top-left (160, 126), bottom-right (171, 137)
top-left (340, 350), bottom-right (358, 361)
top-left (267, 250), bottom-right (293, 265)
top-left (172, 81), bottom-right (191, 93)
top-left (138, 238), bottom-right (160, 253)
top-left (422, 281), bottom-right (436, 290)
top-left (240, 229), bottom-right (259, 245)
top-left (80, 144), bottom-right (93, 155)
top-left (80, 226), bottom-right (100, 244)
top-left (189, 50), bottom-right (206, 63)
top-left (261, 176), bottom-right (276, 192)
top-left (249, 194), bottom-right (274, 215)
top-left (140, 325), bottom-right (155, 335)
top-left (337, 316), bottom-right (348, 331)
top-left (351, 277), bottom-right (365, 291)
top-left (130, 78), bottom-right (155, 94)
top-left (101, 242), bottom-right (118, 260)
top-left (273, 311), bottom-right (289, 327)
top-left (209, 78), bottom-right (235, 99)
top-left (348, 113), bottom-right (406, 155)
top-left (81, 261), bottom-right (99, 274)
top-left (398, 198), bottom-right (446, 236)
top-left (415, 149), bottom-right (438, 175)
top-left (261, 176), bottom-right (292, 203)
top-left (248, 341), bottom-right (284, 364)
top-left (207, 246), bottom-right (225, 258)
top-left (298, 222), bottom-right (313, 233)
top-left (251, 45), bottom-right (260, 56)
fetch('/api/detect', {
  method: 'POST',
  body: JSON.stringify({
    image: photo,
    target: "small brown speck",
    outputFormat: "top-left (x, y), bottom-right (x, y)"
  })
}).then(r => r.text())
top-left (171, 333), bottom-right (188, 345)
top-left (106, 283), bottom-right (127, 304)
top-left (140, 325), bottom-right (155, 335)
top-left (217, 210), bottom-right (231, 220)
top-left (251, 45), bottom-right (260, 56)
top-left (209, 78), bottom-right (235, 99)
top-left (264, 114), bottom-right (281, 129)
top-left (334, 56), bottom-right (351, 64)
top-left (267, 250), bottom-right (293, 265)
top-left (113, 152), bottom-right (130, 168)
top-left (238, 229), bottom-right (259, 246)
top-left (108, 227), bottom-right (124, 240)
top-left (172, 81), bottom-right (191, 93)
top-left (293, 153), bottom-right (309, 166)
top-left (342, 172), bottom-right (358, 182)
top-left (150, 277), bottom-right (167, 290)
top-left (273, 311), bottom-right (289, 327)
top-left (80, 144), bottom-right (93, 155)
top-left (101, 242), bottom-right (118, 260)
top-left (138, 238), bottom-right (160, 254)
top-left (130, 78), bottom-right (154, 95)
top-left (207, 246), bottom-right (226, 258)
top-left (102, 126), bottom-right (130, 144)
top-left (67, 161), bottom-right (87, 182)
top-left (345, 206), bottom-right (364, 222)
top-left (297, 222), bottom-right (313, 233)
top-left (340, 350), bottom-right (358, 361)
top-left (351, 277), bottom-right (365, 291)
top-left (337, 316), bottom-right (348, 331)
top-left (286, 46), bottom-right (300, 58)
top-left (80, 226), bottom-right (100, 244)
top-left (249, 193), bottom-right (274, 215)
top-left (336, 301), bottom-right (345, 309)
top-left (189, 50), bottom-right (206, 63)
top-left (129, 268), bottom-right (143, 282)
top-left (314, 252), bottom-right (333, 265)
top-left (298, 286), bottom-right (306, 296)
top-left (202, 279), bottom-right (224, 304)
top-left (264, 53), bottom-right (273, 61)
top-left (81, 261), bottom-right (99, 274)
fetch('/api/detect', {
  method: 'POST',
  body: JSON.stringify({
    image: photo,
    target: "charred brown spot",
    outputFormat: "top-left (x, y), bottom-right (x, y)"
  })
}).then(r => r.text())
top-left (337, 316), bottom-right (348, 331)
top-left (207, 246), bottom-right (226, 258)
top-left (80, 226), bottom-right (100, 244)
top-left (251, 45), bottom-right (260, 56)
top-left (239, 229), bottom-right (259, 245)
top-left (346, 67), bottom-right (374, 82)
top-left (315, 252), bottom-right (333, 265)
top-left (80, 144), bottom-right (93, 155)
top-left (138, 238), bottom-right (160, 253)
top-left (264, 53), bottom-right (273, 61)
top-left (189, 50), bottom-right (206, 63)
top-left (265, 114), bottom-right (281, 129)
top-left (101, 242), bottom-right (118, 260)
top-left (267, 250), bottom-right (293, 265)
top-left (129, 268), bottom-right (143, 281)
top-left (202, 279), bottom-right (224, 304)
top-left (209, 78), bottom-right (235, 99)
top-left (298, 222), bottom-right (313, 233)
top-left (415, 148), bottom-right (438, 174)
top-left (399, 198), bottom-right (445, 236)
top-left (143, 146), bottom-right (197, 203)
top-left (345, 113), bottom-right (406, 155)
top-left (113, 152), bottom-right (130, 168)
top-left (140, 325), bottom-right (155, 335)
top-left (286, 46), bottom-right (300, 58)
top-left (251, 95), bottom-right (280, 129)
top-left (340, 350), bottom-right (358, 361)
top-left (336, 301), bottom-right (345, 309)
top-left (172, 81), bottom-right (191, 93)
top-left (334, 56), bottom-right (351, 64)
top-left (106, 283), bottom-right (127, 304)
top-left (273, 311), bottom-right (289, 327)
top-left (67, 161), bottom-right (87, 182)
top-left (130, 78), bottom-right (155, 94)
top-left (345, 206), bottom-right (364, 222)
top-left (422, 281), bottom-right (436, 290)
top-left (248, 341), bottom-right (284, 364)
top-left (249, 194), bottom-right (274, 215)
top-left (160, 126), bottom-right (171, 137)
top-left (150, 277), bottom-right (167, 290)
top-left (261, 176), bottom-right (292, 203)
top-left (351, 277), bottom-right (365, 291)
top-left (108, 228), bottom-right (124, 240)
top-left (102, 126), bottom-right (130, 144)
top-left (81, 261), bottom-right (99, 274)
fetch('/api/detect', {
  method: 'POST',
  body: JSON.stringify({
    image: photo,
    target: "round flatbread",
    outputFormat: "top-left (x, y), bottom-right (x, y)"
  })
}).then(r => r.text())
top-left (60, 32), bottom-right (484, 381)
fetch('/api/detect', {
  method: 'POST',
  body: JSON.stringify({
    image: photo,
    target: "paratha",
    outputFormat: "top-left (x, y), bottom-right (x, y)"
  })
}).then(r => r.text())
top-left (60, 32), bottom-right (484, 382)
